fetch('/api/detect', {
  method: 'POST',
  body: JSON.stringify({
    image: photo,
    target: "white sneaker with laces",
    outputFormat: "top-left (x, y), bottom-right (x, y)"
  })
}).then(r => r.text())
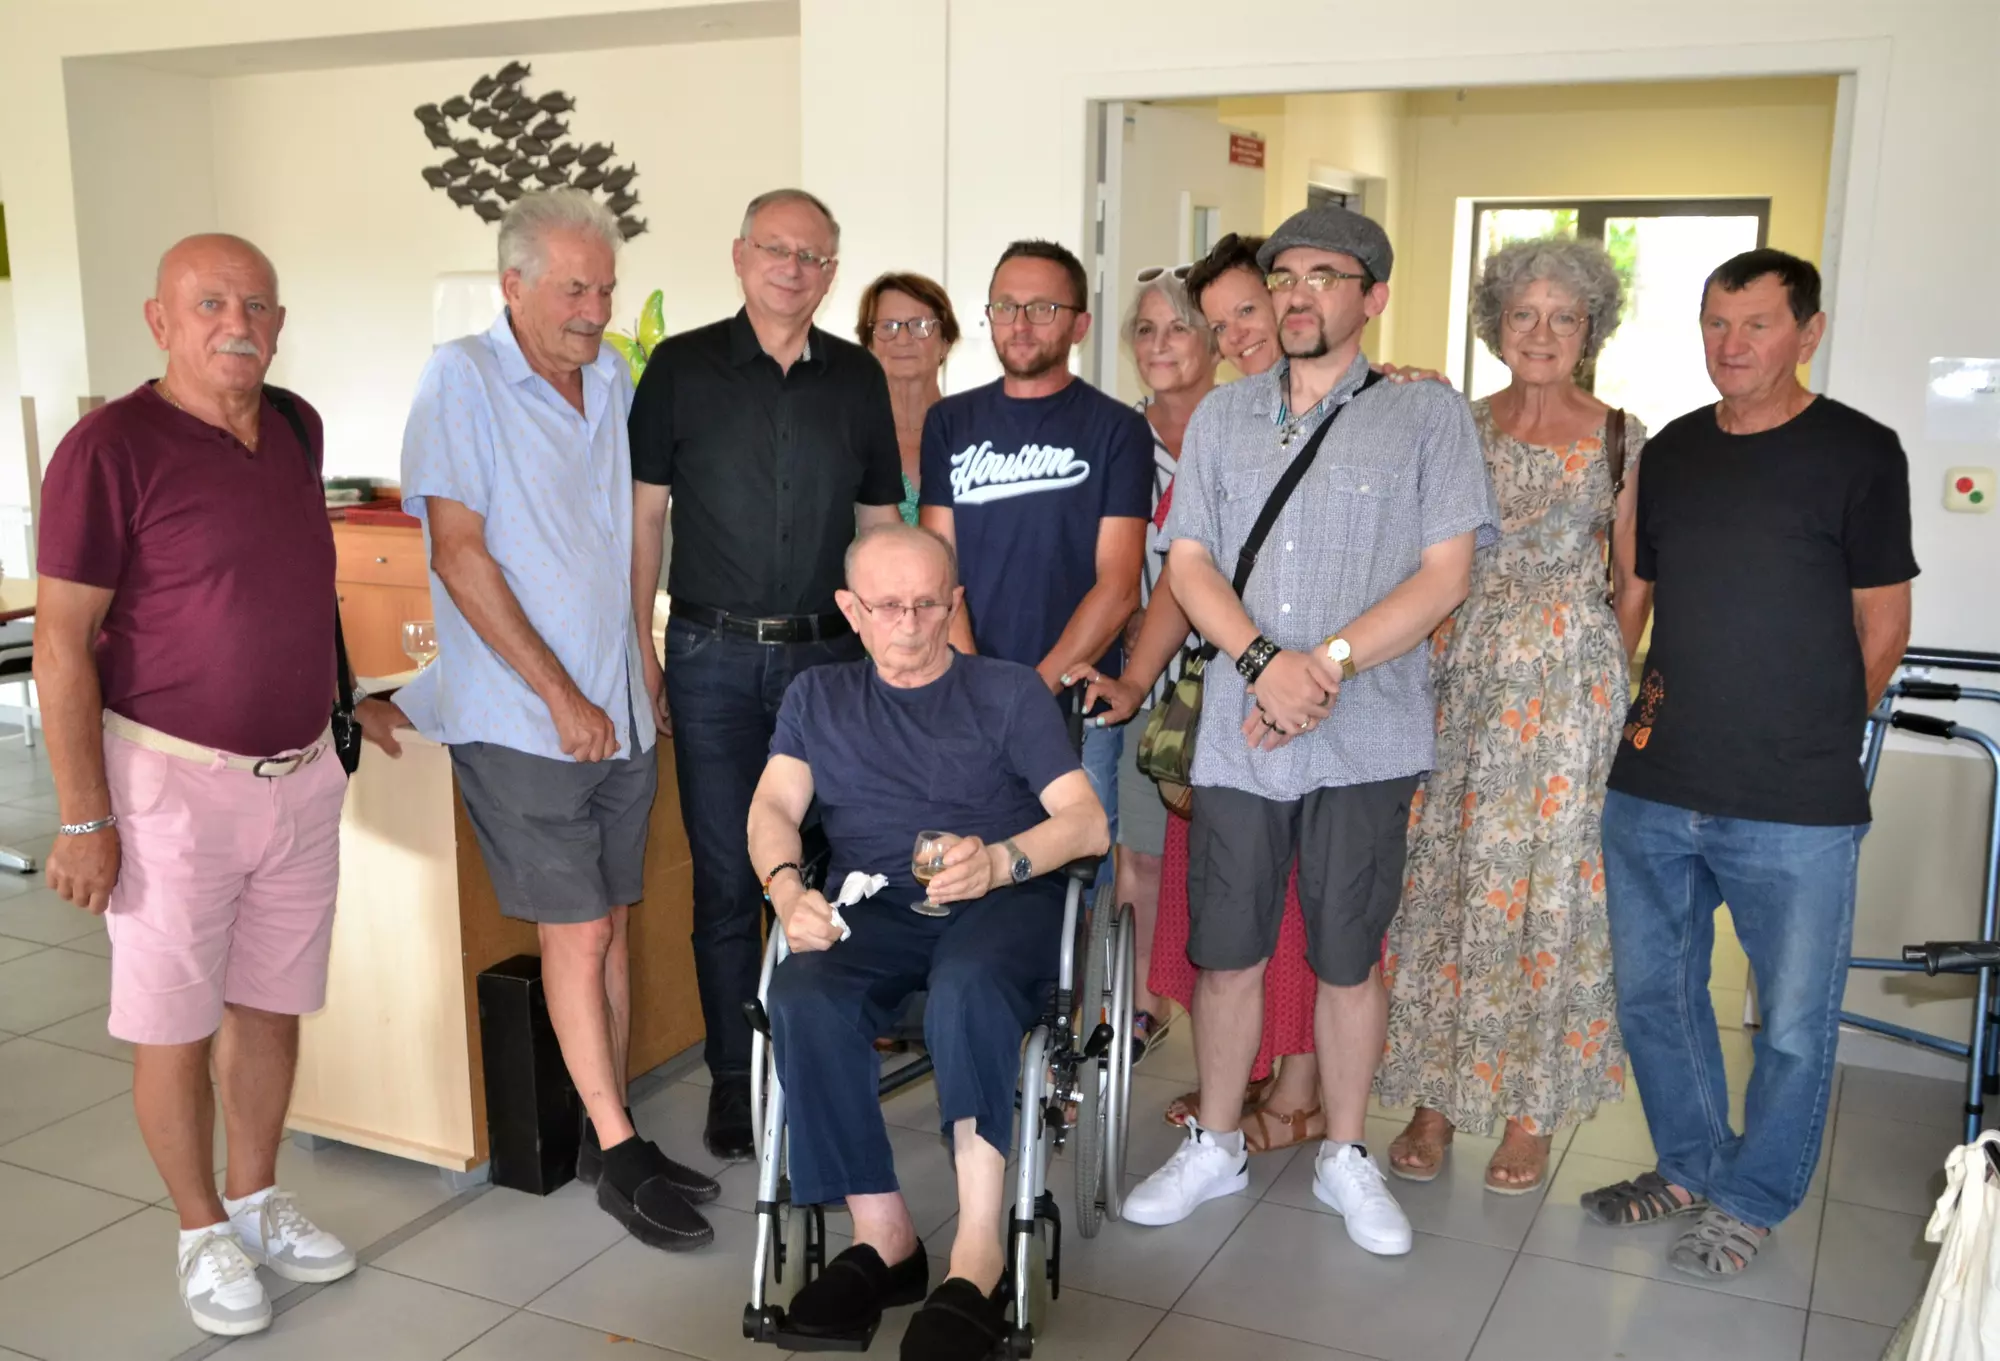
top-left (1122, 1118), bottom-right (1249, 1226)
top-left (1312, 1141), bottom-right (1413, 1256)
top-left (179, 1229), bottom-right (272, 1336)
top-left (231, 1189), bottom-right (357, 1284)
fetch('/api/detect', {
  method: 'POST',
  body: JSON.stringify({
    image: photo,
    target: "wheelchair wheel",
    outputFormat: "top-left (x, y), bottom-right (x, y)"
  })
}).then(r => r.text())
top-left (759, 1188), bottom-right (819, 1305)
top-left (1074, 881), bottom-right (1124, 1238)
top-left (1005, 1213), bottom-right (1052, 1358)
top-left (1103, 898), bottom-right (1135, 1221)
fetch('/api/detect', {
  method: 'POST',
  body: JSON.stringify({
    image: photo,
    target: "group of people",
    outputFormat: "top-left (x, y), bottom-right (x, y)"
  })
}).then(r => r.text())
top-left (27, 173), bottom-right (1915, 1356)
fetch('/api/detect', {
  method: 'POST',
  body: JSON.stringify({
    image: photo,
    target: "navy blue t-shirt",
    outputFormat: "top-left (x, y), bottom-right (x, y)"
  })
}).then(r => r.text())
top-left (919, 378), bottom-right (1152, 677)
top-left (770, 653), bottom-right (1083, 902)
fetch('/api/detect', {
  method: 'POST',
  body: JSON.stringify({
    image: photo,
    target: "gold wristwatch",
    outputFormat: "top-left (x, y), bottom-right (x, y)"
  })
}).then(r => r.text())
top-left (1323, 636), bottom-right (1358, 680)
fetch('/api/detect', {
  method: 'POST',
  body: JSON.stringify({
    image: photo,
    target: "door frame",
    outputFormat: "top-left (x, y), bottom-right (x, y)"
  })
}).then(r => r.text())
top-left (1068, 37), bottom-right (1883, 397)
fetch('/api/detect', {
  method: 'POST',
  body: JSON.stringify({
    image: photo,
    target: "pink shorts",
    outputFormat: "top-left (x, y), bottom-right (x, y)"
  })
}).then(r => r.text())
top-left (103, 726), bottom-right (348, 1045)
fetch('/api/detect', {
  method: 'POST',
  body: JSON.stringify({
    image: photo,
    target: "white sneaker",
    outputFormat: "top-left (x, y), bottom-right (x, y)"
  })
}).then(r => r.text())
top-left (1312, 1142), bottom-right (1413, 1256)
top-left (1122, 1118), bottom-right (1249, 1227)
top-left (179, 1229), bottom-right (272, 1336)
top-left (231, 1189), bottom-right (357, 1284)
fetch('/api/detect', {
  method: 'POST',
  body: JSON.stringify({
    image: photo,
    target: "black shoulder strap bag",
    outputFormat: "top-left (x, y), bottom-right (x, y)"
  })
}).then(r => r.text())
top-left (266, 386), bottom-right (365, 776)
top-left (1136, 369), bottom-right (1383, 816)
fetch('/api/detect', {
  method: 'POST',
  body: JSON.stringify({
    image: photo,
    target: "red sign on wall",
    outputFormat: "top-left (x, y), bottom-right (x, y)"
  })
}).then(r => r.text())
top-left (1228, 133), bottom-right (1266, 169)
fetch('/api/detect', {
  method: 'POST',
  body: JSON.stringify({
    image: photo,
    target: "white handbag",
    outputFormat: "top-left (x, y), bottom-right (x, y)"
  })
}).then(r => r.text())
top-left (1901, 1129), bottom-right (2000, 1361)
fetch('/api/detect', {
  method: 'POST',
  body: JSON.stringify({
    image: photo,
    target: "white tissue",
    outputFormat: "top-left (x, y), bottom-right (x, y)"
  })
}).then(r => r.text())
top-left (827, 871), bottom-right (887, 942)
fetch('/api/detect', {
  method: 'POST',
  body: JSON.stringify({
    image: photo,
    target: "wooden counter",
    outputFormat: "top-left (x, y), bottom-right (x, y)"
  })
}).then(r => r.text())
top-left (291, 522), bottom-right (700, 1171)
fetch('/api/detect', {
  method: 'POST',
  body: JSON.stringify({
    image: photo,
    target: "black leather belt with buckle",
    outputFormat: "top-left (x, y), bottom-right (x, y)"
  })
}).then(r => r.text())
top-left (669, 600), bottom-right (852, 645)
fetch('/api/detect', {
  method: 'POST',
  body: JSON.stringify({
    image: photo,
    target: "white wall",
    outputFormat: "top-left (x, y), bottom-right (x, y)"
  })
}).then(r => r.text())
top-left (210, 35), bottom-right (799, 479)
top-left (64, 61), bottom-right (220, 403)
top-left (0, 279), bottom-right (22, 510)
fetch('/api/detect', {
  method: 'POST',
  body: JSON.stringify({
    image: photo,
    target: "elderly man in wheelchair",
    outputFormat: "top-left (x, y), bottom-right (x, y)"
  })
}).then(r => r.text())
top-left (745, 524), bottom-right (1110, 1361)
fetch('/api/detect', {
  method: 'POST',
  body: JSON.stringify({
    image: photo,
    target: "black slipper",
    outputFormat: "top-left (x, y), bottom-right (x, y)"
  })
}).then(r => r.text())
top-left (597, 1137), bottom-right (715, 1251)
top-left (580, 1111), bottom-right (720, 1204)
top-left (900, 1277), bottom-right (1006, 1361)
top-left (787, 1243), bottom-right (929, 1338)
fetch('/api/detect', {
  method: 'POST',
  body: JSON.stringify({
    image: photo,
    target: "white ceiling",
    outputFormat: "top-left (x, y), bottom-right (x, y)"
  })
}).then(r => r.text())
top-left (80, 1), bottom-right (798, 78)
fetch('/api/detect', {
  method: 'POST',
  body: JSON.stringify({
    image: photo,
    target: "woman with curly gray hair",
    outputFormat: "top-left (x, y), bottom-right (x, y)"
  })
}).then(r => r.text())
top-left (1377, 235), bottom-right (1650, 1195)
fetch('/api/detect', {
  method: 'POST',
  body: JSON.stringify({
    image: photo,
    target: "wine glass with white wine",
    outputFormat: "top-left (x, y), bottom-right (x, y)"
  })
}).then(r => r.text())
top-left (911, 830), bottom-right (954, 917)
top-left (401, 620), bottom-right (438, 671)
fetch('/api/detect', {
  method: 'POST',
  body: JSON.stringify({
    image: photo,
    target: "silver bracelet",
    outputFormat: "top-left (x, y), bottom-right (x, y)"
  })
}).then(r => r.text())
top-left (58, 815), bottom-right (117, 837)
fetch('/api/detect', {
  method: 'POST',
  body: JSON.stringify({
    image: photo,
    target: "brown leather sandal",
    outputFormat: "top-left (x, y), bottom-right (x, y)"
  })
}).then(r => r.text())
top-left (1483, 1128), bottom-right (1554, 1196)
top-left (1163, 1075), bottom-right (1275, 1128)
top-left (1242, 1102), bottom-right (1325, 1155)
top-left (1387, 1110), bottom-right (1454, 1183)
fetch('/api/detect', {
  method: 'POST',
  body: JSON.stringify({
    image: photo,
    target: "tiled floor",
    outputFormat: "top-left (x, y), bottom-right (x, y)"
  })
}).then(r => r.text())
top-left (0, 734), bottom-right (1954, 1360)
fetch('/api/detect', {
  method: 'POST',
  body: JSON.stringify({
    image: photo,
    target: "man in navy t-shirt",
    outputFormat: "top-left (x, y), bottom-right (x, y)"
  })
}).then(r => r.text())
top-left (746, 523), bottom-right (1109, 1351)
top-left (920, 238), bottom-right (1151, 863)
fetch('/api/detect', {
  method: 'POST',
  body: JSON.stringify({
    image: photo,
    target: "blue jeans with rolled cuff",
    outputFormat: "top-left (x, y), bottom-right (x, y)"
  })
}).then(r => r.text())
top-left (1603, 789), bottom-right (1867, 1229)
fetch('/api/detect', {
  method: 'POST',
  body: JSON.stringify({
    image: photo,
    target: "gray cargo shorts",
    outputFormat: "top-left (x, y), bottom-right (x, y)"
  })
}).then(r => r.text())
top-left (450, 740), bottom-right (659, 924)
top-left (1185, 775), bottom-right (1419, 986)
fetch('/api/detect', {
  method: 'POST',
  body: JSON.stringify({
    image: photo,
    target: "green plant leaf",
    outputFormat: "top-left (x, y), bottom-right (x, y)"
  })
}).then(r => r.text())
top-left (605, 331), bottom-right (646, 385)
top-left (637, 289), bottom-right (666, 350)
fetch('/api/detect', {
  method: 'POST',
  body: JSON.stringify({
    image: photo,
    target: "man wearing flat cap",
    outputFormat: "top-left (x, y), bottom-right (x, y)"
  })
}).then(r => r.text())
top-left (1123, 204), bottom-right (1497, 1255)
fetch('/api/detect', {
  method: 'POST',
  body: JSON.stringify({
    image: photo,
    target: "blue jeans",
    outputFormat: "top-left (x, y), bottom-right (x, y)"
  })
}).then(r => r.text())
top-left (1080, 722), bottom-right (1121, 888)
top-left (664, 618), bottom-right (864, 1078)
top-left (1602, 789), bottom-right (1867, 1228)
top-left (768, 884), bottom-right (1063, 1204)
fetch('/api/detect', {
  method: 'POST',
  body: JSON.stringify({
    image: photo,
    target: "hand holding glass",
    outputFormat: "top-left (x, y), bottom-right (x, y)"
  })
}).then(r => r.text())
top-left (402, 620), bottom-right (438, 670)
top-left (911, 830), bottom-right (954, 917)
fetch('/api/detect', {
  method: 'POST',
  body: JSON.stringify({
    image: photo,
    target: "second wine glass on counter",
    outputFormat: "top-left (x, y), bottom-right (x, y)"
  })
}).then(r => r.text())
top-left (402, 619), bottom-right (438, 671)
top-left (911, 829), bottom-right (953, 917)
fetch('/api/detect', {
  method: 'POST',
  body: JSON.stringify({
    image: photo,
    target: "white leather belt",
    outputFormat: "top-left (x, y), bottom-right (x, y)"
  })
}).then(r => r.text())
top-left (103, 711), bottom-right (330, 778)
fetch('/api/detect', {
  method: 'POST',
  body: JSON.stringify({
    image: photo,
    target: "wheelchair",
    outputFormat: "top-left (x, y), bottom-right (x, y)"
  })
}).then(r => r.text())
top-left (740, 704), bottom-right (1139, 1357)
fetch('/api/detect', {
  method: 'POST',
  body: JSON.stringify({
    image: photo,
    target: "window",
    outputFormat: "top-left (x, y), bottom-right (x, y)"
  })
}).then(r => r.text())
top-left (1463, 198), bottom-right (1770, 432)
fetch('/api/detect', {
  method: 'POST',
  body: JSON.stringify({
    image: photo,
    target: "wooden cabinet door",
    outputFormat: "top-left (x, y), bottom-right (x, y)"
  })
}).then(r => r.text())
top-left (339, 584), bottom-right (435, 679)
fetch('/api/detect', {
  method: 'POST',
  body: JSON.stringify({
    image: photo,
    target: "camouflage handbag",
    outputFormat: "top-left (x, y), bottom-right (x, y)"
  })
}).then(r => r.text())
top-left (1132, 371), bottom-right (1382, 819)
top-left (1136, 650), bottom-right (1205, 818)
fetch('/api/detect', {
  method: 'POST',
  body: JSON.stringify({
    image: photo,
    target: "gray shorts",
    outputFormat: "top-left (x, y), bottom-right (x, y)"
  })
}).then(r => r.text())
top-left (1185, 776), bottom-right (1419, 986)
top-left (1115, 709), bottom-right (1169, 856)
top-left (451, 741), bottom-right (660, 924)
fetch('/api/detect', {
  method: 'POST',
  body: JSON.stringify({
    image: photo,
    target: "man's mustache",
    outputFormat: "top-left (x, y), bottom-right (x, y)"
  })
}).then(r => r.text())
top-left (213, 337), bottom-right (262, 357)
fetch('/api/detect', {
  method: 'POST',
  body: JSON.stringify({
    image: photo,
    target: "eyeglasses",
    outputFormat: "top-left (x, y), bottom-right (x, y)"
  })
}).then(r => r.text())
top-left (872, 317), bottom-right (940, 341)
top-left (855, 597), bottom-right (952, 624)
top-left (1265, 267), bottom-right (1368, 295)
top-left (1135, 264), bottom-right (1192, 284)
top-left (748, 239), bottom-right (837, 273)
top-left (985, 301), bottom-right (1080, 327)
top-left (1503, 305), bottom-right (1586, 337)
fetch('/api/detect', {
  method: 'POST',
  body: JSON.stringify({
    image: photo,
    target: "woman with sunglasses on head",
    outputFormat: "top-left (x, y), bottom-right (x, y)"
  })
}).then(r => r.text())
top-left (1375, 235), bottom-right (1648, 1196)
top-left (857, 273), bottom-right (962, 525)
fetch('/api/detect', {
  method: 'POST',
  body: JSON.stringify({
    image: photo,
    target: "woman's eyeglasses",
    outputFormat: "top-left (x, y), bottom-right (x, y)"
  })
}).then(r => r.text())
top-left (1503, 306), bottom-right (1586, 337)
top-left (872, 317), bottom-right (940, 341)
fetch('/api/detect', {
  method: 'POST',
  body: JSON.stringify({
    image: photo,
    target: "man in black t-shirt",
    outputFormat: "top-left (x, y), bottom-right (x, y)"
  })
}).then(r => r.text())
top-left (1583, 250), bottom-right (1916, 1279)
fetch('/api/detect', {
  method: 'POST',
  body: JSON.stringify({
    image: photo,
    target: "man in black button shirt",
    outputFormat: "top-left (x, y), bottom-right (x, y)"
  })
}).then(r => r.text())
top-left (630, 188), bottom-right (903, 1158)
top-left (1583, 250), bottom-right (1916, 1279)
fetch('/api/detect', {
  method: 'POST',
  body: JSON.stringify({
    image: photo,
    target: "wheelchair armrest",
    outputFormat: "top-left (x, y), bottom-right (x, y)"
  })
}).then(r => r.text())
top-left (1060, 856), bottom-right (1098, 883)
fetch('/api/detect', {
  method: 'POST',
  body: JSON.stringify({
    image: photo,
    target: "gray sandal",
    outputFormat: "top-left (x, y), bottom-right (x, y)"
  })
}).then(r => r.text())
top-left (1668, 1207), bottom-right (1767, 1277)
top-left (1580, 1170), bottom-right (1708, 1227)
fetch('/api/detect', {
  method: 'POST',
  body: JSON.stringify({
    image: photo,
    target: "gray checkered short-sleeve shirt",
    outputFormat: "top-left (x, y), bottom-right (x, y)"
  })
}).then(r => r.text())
top-left (1162, 354), bottom-right (1498, 801)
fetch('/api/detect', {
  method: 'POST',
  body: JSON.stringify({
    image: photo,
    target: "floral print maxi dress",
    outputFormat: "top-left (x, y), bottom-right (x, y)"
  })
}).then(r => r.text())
top-left (1375, 400), bottom-right (1645, 1137)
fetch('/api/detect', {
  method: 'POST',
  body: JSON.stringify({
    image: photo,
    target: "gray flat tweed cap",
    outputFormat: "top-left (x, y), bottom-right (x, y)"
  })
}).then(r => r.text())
top-left (1256, 203), bottom-right (1394, 283)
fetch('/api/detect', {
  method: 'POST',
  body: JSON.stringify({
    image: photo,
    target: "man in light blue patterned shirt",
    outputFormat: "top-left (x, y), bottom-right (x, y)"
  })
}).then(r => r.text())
top-left (390, 190), bottom-right (719, 1253)
top-left (1125, 203), bottom-right (1497, 1256)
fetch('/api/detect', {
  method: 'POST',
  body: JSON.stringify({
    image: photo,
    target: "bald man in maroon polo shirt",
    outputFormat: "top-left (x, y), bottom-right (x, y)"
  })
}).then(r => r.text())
top-left (34, 234), bottom-right (399, 1337)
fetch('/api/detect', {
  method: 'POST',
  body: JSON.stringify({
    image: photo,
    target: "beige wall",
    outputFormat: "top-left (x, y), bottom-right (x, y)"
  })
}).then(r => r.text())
top-left (1395, 77), bottom-right (1837, 374)
top-left (207, 36), bottom-right (799, 479)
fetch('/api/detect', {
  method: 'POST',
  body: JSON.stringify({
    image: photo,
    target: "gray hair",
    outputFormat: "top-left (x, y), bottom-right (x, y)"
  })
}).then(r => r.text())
top-left (497, 189), bottom-right (622, 282)
top-left (1472, 236), bottom-right (1624, 360)
top-left (845, 522), bottom-right (958, 591)
top-left (1121, 272), bottom-right (1218, 359)
top-left (740, 188), bottom-right (841, 254)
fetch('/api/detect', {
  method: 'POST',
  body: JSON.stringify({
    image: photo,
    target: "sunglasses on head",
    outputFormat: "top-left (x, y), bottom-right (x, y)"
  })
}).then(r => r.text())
top-left (1135, 264), bottom-right (1192, 284)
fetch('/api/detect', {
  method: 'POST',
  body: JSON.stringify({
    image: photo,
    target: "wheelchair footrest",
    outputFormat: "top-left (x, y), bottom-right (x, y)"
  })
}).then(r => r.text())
top-left (773, 1321), bottom-right (879, 1353)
